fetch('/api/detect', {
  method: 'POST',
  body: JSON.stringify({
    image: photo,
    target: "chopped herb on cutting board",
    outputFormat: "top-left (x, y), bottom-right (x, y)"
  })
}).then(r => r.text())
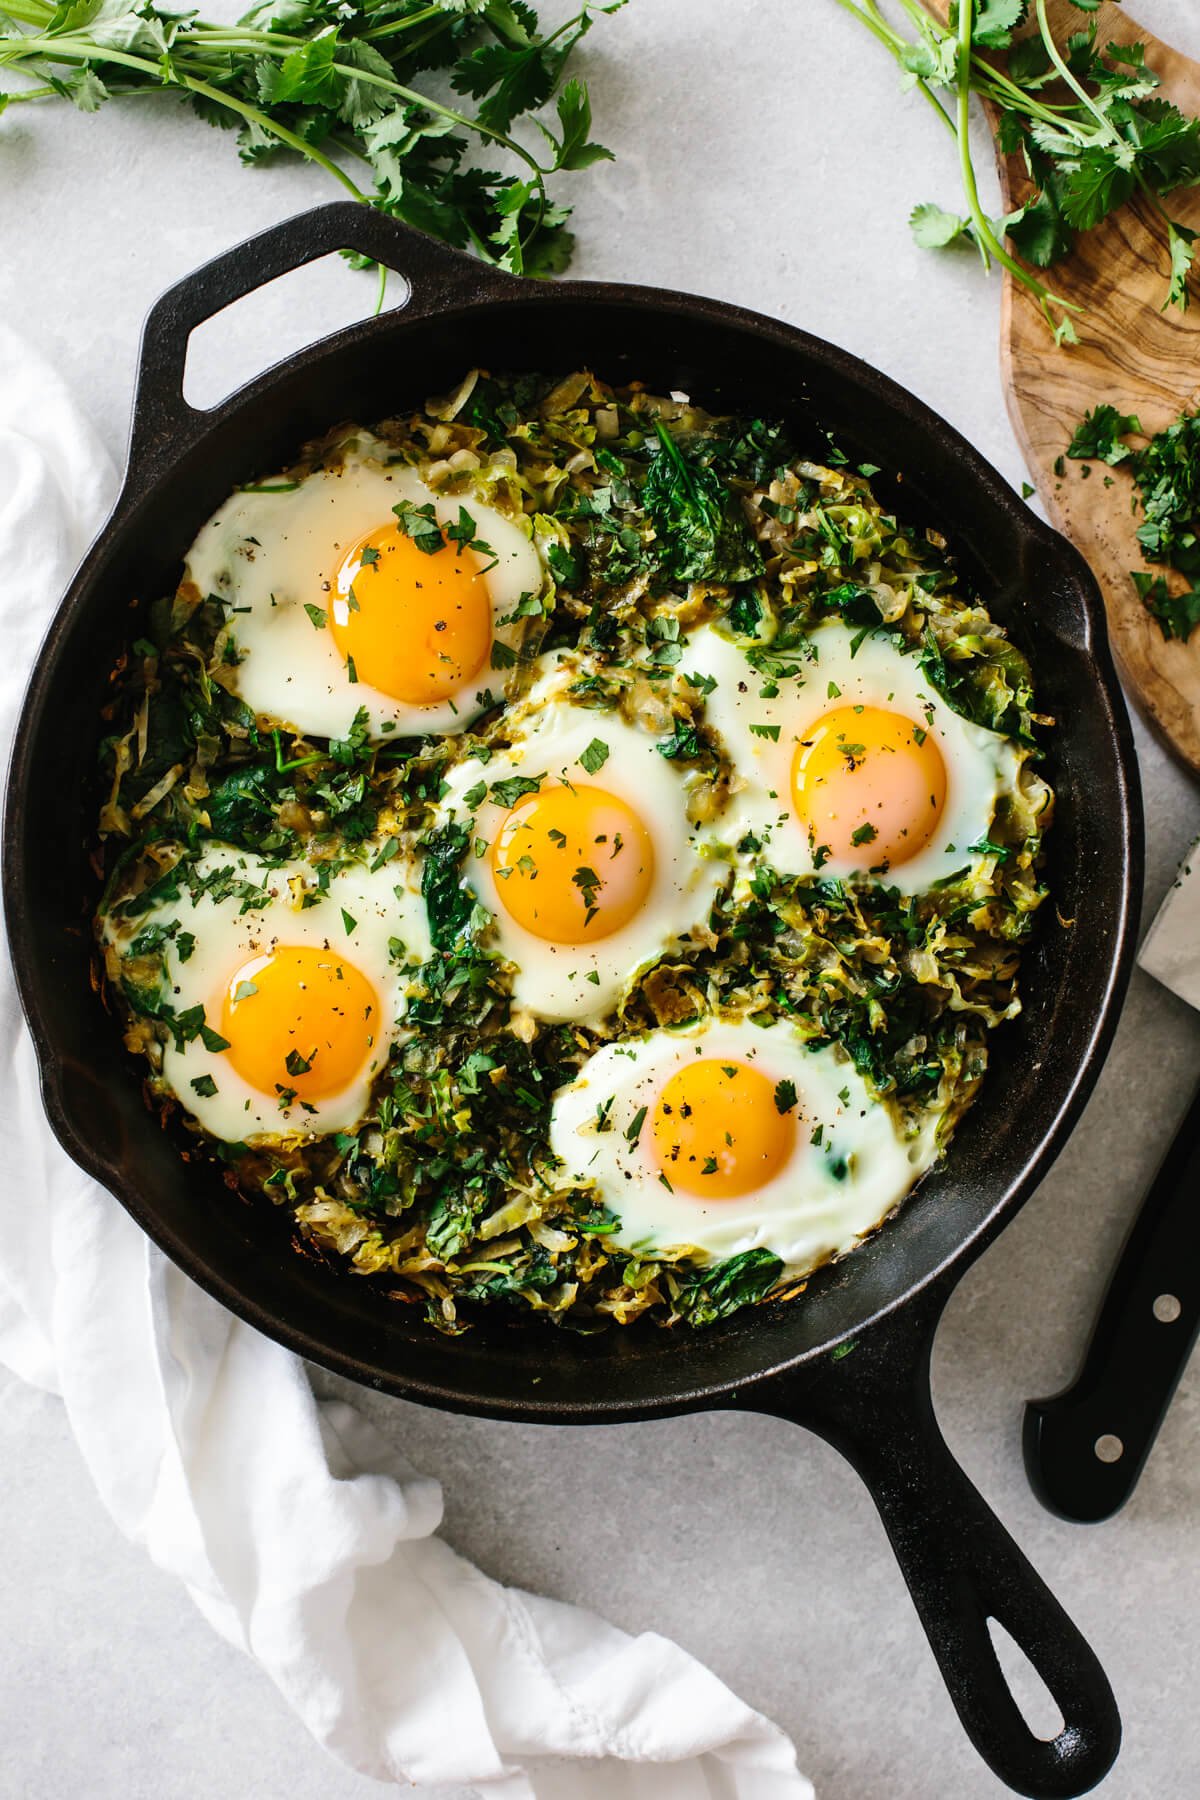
top-left (1068, 404), bottom-right (1200, 642)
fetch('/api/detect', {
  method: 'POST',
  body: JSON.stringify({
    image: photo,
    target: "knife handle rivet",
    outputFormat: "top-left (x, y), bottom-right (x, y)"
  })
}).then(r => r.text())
top-left (1094, 1434), bottom-right (1124, 1464)
top-left (1152, 1294), bottom-right (1182, 1324)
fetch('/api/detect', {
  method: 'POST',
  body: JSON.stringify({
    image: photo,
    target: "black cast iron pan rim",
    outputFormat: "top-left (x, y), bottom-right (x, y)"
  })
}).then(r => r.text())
top-left (4, 202), bottom-right (1141, 1423)
top-left (2, 203), bottom-right (1142, 1799)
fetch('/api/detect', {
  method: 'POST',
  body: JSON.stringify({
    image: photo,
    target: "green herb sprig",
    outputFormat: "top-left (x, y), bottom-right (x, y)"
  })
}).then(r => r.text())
top-left (0, 0), bottom-right (621, 281)
top-left (834, 0), bottom-right (1200, 343)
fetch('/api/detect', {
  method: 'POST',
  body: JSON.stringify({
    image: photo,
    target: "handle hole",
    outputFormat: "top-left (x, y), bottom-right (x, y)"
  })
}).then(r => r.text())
top-left (1153, 1293), bottom-right (1182, 1323)
top-left (1094, 1433), bottom-right (1124, 1464)
top-left (182, 254), bottom-right (411, 413)
top-left (987, 1618), bottom-right (1067, 1743)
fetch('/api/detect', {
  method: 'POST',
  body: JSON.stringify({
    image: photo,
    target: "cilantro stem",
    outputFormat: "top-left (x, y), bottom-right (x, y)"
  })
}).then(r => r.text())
top-left (0, 29), bottom-right (365, 200)
top-left (272, 730), bottom-right (325, 774)
top-left (1033, 0), bottom-right (1120, 145)
top-left (951, 0), bottom-right (1081, 338)
top-left (182, 83), bottom-right (367, 199)
top-left (836, 0), bottom-right (1087, 342)
top-left (0, 0), bottom-right (612, 277)
top-left (363, 5), bottom-right (450, 41)
top-left (833, 0), bottom-right (904, 53)
top-left (0, 0), bottom-right (52, 22)
top-left (954, 0), bottom-right (991, 273)
top-left (833, 0), bottom-right (955, 135)
top-left (2, 23), bottom-right (547, 218)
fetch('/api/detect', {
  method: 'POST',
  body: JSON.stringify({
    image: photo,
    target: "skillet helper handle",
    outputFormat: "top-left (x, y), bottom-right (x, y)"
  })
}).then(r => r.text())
top-left (1024, 1083), bottom-right (1200, 1524)
top-left (753, 1292), bottom-right (1120, 1800)
top-left (127, 202), bottom-right (513, 482)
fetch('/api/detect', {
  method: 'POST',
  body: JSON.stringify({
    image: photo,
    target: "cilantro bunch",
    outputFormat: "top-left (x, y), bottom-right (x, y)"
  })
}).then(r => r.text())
top-left (835, 0), bottom-right (1200, 343)
top-left (0, 0), bottom-right (621, 279)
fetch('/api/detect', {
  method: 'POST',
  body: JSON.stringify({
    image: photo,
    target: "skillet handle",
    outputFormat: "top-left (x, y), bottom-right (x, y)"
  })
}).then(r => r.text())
top-left (752, 1288), bottom-right (1120, 1799)
top-left (127, 202), bottom-right (518, 483)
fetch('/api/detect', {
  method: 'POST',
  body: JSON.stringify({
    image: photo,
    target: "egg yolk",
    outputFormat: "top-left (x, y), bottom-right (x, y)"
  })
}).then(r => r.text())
top-left (647, 1058), bottom-right (797, 1199)
top-left (490, 783), bottom-right (656, 944)
top-left (218, 946), bottom-right (380, 1101)
top-left (330, 522), bottom-right (492, 705)
top-left (791, 704), bottom-right (947, 868)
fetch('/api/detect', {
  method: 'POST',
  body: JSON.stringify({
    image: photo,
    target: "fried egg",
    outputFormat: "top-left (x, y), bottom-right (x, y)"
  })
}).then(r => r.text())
top-left (433, 660), bottom-right (728, 1021)
top-left (102, 846), bottom-right (431, 1142)
top-left (549, 1018), bottom-right (938, 1270)
top-left (689, 622), bottom-right (1023, 892)
top-left (184, 434), bottom-right (544, 741)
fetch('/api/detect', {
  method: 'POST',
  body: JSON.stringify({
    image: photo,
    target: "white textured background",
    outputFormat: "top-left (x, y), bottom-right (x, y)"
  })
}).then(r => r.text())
top-left (2, 3), bottom-right (1199, 1796)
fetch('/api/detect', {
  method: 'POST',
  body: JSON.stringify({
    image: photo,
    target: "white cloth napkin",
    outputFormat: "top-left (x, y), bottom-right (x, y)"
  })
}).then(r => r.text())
top-left (0, 323), bottom-right (812, 1800)
top-left (1140, 838), bottom-right (1200, 1010)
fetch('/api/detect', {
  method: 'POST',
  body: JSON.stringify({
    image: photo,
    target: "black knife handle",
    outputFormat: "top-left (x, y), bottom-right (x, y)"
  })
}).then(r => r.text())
top-left (1024, 1083), bottom-right (1200, 1522)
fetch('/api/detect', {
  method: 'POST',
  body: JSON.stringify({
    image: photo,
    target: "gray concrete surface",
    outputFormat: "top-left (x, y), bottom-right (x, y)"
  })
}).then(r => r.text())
top-left (2, 2), bottom-right (1199, 1795)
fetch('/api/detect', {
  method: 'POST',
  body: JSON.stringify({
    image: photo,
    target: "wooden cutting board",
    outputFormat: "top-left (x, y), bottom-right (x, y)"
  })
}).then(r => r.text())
top-left (924, 0), bottom-right (1200, 774)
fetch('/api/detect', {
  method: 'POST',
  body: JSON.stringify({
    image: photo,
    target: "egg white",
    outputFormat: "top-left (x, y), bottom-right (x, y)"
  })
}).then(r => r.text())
top-left (688, 621), bottom-right (1024, 893)
top-left (548, 1017), bottom-right (939, 1271)
top-left (185, 433), bottom-right (544, 741)
top-left (102, 845), bottom-right (431, 1143)
top-left (432, 658), bottom-right (729, 1022)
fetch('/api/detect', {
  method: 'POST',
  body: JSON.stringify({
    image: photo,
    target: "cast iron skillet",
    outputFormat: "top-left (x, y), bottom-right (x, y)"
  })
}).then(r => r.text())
top-left (3, 203), bottom-right (1143, 1798)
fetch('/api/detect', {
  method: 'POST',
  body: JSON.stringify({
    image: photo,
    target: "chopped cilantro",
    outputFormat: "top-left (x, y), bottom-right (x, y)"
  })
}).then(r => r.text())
top-left (579, 738), bottom-right (610, 775)
top-left (392, 499), bottom-right (443, 556)
top-left (490, 773), bottom-right (545, 809)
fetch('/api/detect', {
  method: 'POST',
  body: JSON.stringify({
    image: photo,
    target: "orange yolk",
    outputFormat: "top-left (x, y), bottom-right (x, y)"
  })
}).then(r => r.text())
top-left (490, 783), bottom-right (655, 945)
top-left (330, 522), bottom-right (492, 705)
top-left (791, 704), bottom-right (947, 868)
top-left (218, 945), bottom-right (380, 1100)
top-left (648, 1059), bottom-right (797, 1199)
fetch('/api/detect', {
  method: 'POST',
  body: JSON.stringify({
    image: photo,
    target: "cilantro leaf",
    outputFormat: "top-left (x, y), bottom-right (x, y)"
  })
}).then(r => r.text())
top-left (578, 738), bottom-right (609, 775)
top-left (773, 1079), bottom-right (798, 1115)
top-left (972, 0), bottom-right (1027, 51)
top-left (393, 499), bottom-right (443, 556)
top-left (544, 77), bottom-right (613, 172)
top-left (909, 203), bottom-right (970, 249)
top-left (1059, 146), bottom-right (1136, 231)
top-left (1166, 219), bottom-right (1196, 311)
top-left (489, 773), bottom-right (545, 809)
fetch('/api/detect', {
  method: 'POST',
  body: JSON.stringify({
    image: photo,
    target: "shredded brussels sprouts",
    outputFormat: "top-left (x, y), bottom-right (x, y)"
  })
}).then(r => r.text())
top-left (95, 369), bottom-right (1053, 1333)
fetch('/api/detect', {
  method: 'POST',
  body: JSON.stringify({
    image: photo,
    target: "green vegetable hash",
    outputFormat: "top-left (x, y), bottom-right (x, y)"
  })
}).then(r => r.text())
top-left (95, 370), bottom-right (1053, 1333)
